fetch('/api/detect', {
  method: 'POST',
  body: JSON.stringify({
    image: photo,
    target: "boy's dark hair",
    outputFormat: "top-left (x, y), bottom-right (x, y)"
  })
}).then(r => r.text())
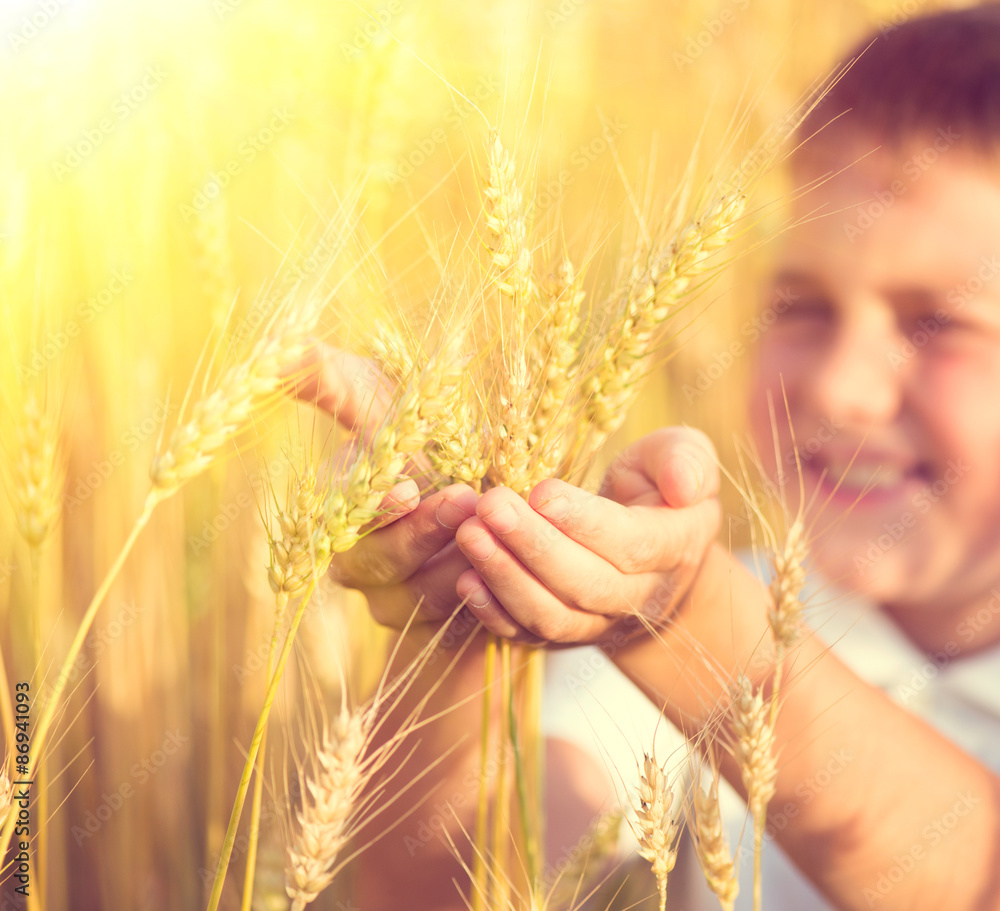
top-left (800, 3), bottom-right (1000, 154)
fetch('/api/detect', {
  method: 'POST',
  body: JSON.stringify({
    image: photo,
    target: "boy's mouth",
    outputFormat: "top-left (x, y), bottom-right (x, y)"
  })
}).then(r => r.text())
top-left (802, 453), bottom-right (932, 505)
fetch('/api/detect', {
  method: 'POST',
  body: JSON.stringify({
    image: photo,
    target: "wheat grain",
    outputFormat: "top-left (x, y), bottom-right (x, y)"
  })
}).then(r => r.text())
top-left (285, 705), bottom-right (368, 910)
top-left (732, 676), bottom-right (777, 821)
top-left (581, 185), bottom-right (746, 443)
top-left (150, 295), bottom-right (327, 492)
top-left (768, 516), bottom-right (808, 650)
top-left (530, 259), bottom-right (585, 479)
top-left (428, 390), bottom-right (490, 491)
top-left (633, 753), bottom-right (680, 911)
top-left (483, 132), bottom-right (533, 303)
top-left (10, 391), bottom-right (63, 549)
top-left (691, 778), bottom-right (738, 911)
top-left (323, 334), bottom-right (465, 551)
top-left (267, 467), bottom-right (325, 601)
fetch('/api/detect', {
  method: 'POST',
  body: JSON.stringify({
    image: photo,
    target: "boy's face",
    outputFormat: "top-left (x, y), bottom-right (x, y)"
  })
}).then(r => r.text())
top-left (750, 136), bottom-right (1000, 615)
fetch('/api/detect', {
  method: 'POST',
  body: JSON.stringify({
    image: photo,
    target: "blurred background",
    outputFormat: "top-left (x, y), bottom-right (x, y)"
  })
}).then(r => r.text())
top-left (0, 0), bottom-right (972, 908)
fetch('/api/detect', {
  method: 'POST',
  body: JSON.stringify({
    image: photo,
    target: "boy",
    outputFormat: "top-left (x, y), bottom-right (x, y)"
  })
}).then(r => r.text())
top-left (299, 6), bottom-right (1000, 908)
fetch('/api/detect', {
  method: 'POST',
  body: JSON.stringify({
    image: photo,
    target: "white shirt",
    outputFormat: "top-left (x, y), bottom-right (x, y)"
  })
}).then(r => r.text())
top-left (541, 562), bottom-right (1000, 909)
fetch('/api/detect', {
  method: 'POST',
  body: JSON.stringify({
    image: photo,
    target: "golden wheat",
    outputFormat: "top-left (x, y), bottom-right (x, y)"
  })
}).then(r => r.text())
top-left (691, 776), bottom-right (738, 911)
top-left (323, 332), bottom-right (466, 551)
top-left (285, 705), bottom-right (368, 910)
top-left (9, 390), bottom-right (63, 549)
top-left (633, 753), bottom-right (680, 911)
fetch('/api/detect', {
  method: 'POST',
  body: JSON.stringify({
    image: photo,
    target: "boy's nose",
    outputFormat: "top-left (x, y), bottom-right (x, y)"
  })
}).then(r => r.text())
top-left (803, 317), bottom-right (904, 429)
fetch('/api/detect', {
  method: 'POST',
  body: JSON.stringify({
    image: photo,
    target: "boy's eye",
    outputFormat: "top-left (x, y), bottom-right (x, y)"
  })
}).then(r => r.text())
top-left (773, 296), bottom-right (835, 326)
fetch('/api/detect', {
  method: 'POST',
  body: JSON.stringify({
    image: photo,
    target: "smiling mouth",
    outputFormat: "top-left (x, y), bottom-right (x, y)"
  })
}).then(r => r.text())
top-left (803, 455), bottom-right (932, 501)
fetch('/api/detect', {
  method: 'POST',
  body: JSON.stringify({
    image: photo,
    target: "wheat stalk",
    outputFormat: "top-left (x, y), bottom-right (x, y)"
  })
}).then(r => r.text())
top-left (428, 388), bottom-right (490, 491)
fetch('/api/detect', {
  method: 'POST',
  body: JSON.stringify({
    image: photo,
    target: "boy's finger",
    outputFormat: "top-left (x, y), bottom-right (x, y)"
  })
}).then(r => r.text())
top-left (455, 569), bottom-right (545, 643)
top-left (360, 541), bottom-right (473, 627)
top-left (523, 481), bottom-right (719, 577)
top-left (600, 426), bottom-right (719, 508)
top-left (455, 506), bottom-right (655, 624)
top-left (331, 484), bottom-right (479, 588)
top-left (289, 340), bottom-right (393, 444)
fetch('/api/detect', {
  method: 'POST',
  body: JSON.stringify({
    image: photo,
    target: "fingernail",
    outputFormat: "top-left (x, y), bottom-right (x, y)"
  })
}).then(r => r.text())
top-left (535, 493), bottom-right (569, 521)
top-left (481, 502), bottom-right (519, 534)
top-left (673, 453), bottom-right (704, 500)
top-left (437, 498), bottom-right (475, 529)
top-left (463, 528), bottom-right (497, 561)
top-left (466, 583), bottom-right (493, 609)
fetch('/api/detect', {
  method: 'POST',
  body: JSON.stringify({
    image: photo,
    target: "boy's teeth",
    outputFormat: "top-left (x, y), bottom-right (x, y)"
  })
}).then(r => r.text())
top-left (829, 463), bottom-right (906, 489)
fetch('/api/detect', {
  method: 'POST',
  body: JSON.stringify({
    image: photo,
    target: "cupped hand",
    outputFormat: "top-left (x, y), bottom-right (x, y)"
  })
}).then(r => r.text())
top-left (451, 427), bottom-right (721, 645)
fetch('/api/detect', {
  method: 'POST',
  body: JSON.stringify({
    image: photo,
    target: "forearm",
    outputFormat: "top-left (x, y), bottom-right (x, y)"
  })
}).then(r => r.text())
top-left (356, 623), bottom-right (491, 911)
top-left (613, 543), bottom-right (1000, 910)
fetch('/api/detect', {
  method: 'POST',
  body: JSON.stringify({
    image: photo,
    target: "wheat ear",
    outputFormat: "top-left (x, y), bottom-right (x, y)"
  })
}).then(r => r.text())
top-left (634, 753), bottom-right (680, 911)
top-left (691, 774), bottom-right (738, 911)
top-left (530, 258), bottom-right (585, 479)
top-left (267, 467), bottom-right (325, 602)
top-left (285, 706), bottom-right (368, 910)
top-left (581, 185), bottom-right (746, 449)
top-left (150, 297), bottom-right (326, 491)
top-left (323, 332), bottom-right (465, 552)
top-left (732, 676), bottom-right (777, 911)
top-left (10, 390), bottom-right (63, 549)
top-left (768, 516), bottom-right (807, 652)
top-left (547, 808), bottom-right (623, 910)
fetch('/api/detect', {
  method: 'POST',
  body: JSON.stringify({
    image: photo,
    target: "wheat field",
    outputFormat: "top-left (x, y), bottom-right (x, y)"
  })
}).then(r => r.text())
top-left (0, 0), bottom-right (972, 909)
